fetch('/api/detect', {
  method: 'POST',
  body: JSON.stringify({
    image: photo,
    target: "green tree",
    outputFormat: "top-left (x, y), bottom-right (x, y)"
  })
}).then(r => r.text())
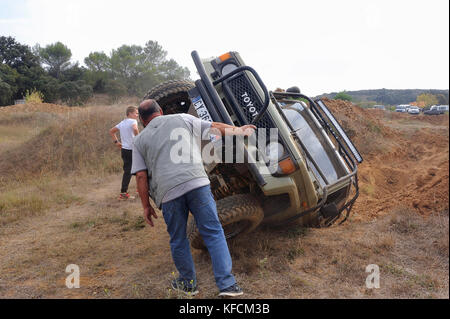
top-left (110, 44), bottom-right (147, 96)
top-left (84, 51), bottom-right (111, 93)
top-left (143, 40), bottom-right (167, 65)
top-left (108, 41), bottom-right (190, 97)
top-left (60, 62), bottom-right (86, 82)
top-left (104, 79), bottom-right (127, 102)
top-left (143, 41), bottom-right (190, 81)
top-left (0, 36), bottom-right (40, 69)
top-left (35, 74), bottom-right (60, 102)
top-left (84, 52), bottom-right (110, 72)
top-left (58, 80), bottom-right (93, 105)
top-left (0, 79), bottom-right (15, 105)
top-left (37, 42), bottom-right (72, 79)
top-left (435, 93), bottom-right (449, 105)
top-left (416, 93), bottom-right (438, 107)
top-left (0, 36), bottom-right (59, 104)
top-left (1, 37), bottom-right (189, 105)
top-left (35, 41), bottom-right (94, 104)
top-left (0, 64), bottom-right (19, 104)
top-left (334, 91), bottom-right (352, 101)
top-left (158, 59), bottom-right (190, 80)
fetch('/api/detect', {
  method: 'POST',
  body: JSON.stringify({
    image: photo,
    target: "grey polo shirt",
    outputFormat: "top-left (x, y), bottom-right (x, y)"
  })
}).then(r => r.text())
top-left (131, 113), bottom-right (212, 204)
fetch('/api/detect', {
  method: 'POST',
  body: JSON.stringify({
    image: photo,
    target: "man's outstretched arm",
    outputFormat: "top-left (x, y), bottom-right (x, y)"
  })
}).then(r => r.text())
top-left (210, 122), bottom-right (256, 136)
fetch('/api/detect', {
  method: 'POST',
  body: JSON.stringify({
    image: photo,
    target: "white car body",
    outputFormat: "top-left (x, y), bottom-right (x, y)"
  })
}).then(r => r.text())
top-left (396, 104), bottom-right (409, 112)
top-left (408, 107), bottom-right (420, 114)
top-left (430, 105), bottom-right (449, 113)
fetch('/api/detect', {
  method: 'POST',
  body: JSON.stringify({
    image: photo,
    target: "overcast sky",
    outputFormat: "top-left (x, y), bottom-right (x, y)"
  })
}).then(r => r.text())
top-left (1, 0), bottom-right (449, 96)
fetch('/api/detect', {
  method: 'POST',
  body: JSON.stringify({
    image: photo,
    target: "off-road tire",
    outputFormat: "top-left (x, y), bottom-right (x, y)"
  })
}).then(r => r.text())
top-left (187, 194), bottom-right (264, 249)
top-left (143, 80), bottom-right (195, 114)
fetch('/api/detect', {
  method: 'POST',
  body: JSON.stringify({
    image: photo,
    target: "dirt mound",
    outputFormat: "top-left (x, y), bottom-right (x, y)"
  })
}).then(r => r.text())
top-left (417, 113), bottom-right (449, 126)
top-left (320, 98), bottom-right (397, 156)
top-left (321, 97), bottom-right (370, 121)
top-left (0, 102), bottom-right (82, 114)
top-left (320, 98), bottom-right (449, 219)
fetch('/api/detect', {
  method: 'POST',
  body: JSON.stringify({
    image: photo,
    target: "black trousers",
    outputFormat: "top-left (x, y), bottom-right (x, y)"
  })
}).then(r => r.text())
top-left (121, 148), bottom-right (133, 193)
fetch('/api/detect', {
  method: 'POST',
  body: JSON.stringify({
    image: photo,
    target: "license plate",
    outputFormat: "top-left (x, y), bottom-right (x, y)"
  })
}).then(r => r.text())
top-left (192, 96), bottom-right (213, 122)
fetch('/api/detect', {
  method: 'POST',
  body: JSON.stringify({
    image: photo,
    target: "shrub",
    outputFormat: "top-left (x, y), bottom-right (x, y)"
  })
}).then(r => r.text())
top-left (25, 88), bottom-right (44, 103)
top-left (104, 79), bottom-right (127, 102)
top-left (58, 80), bottom-right (93, 106)
top-left (0, 80), bottom-right (14, 105)
top-left (334, 91), bottom-right (352, 102)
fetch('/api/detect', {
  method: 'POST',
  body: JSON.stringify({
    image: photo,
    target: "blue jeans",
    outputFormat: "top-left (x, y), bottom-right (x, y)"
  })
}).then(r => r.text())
top-left (161, 185), bottom-right (236, 290)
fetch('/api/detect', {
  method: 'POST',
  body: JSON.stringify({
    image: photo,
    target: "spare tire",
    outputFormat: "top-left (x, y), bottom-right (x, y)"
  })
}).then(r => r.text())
top-left (187, 194), bottom-right (264, 249)
top-left (143, 80), bottom-right (195, 114)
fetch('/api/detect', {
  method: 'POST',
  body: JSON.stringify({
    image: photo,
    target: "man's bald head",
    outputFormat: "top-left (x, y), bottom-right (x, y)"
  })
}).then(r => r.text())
top-left (139, 99), bottom-right (162, 125)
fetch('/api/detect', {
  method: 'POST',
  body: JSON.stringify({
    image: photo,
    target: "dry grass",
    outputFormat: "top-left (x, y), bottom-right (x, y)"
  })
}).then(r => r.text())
top-left (0, 102), bottom-right (133, 225)
top-left (0, 177), bottom-right (448, 299)
top-left (0, 111), bottom-right (58, 152)
top-left (0, 176), bottom-right (84, 226)
top-left (182, 207), bottom-right (447, 299)
top-left (0, 105), bottom-right (127, 188)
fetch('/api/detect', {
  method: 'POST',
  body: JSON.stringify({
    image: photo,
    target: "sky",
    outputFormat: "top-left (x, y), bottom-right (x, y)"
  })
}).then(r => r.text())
top-left (0, 0), bottom-right (449, 96)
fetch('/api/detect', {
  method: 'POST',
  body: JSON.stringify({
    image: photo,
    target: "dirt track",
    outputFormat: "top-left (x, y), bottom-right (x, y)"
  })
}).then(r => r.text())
top-left (0, 101), bottom-right (448, 298)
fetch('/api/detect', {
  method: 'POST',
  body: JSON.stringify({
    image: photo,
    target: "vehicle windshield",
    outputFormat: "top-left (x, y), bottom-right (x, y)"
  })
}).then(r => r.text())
top-left (281, 101), bottom-right (347, 186)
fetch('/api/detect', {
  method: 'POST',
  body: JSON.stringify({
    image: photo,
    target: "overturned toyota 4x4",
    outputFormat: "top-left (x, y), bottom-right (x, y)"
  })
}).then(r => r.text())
top-left (144, 51), bottom-right (363, 249)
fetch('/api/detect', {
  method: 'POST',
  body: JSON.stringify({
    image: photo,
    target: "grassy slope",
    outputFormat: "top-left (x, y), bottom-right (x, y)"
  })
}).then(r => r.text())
top-left (0, 103), bottom-right (125, 225)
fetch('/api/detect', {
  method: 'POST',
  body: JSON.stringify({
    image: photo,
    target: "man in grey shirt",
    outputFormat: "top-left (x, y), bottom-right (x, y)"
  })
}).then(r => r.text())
top-left (131, 99), bottom-right (256, 297)
top-left (132, 112), bottom-right (212, 204)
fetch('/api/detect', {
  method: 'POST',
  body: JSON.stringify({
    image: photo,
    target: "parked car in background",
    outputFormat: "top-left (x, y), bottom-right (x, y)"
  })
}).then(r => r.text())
top-left (373, 105), bottom-right (385, 110)
top-left (430, 105), bottom-right (449, 113)
top-left (395, 105), bottom-right (409, 112)
top-left (407, 106), bottom-right (420, 115)
top-left (424, 106), bottom-right (443, 115)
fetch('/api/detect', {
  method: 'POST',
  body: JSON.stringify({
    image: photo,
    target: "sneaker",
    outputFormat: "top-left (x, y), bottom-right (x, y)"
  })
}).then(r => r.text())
top-left (219, 283), bottom-right (243, 297)
top-left (171, 279), bottom-right (199, 296)
top-left (118, 192), bottom-right (135, 200)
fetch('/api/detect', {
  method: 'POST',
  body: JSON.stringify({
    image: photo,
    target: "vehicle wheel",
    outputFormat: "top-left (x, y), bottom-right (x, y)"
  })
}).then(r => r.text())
top-left (187, 194), bottom-right (264, 250)
top-left (143, 80), bottom-right (195, 114)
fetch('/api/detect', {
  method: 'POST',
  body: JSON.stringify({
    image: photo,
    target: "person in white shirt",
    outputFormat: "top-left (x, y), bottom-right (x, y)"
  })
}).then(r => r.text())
top-left (109, 106), bottom-right (139, 200)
